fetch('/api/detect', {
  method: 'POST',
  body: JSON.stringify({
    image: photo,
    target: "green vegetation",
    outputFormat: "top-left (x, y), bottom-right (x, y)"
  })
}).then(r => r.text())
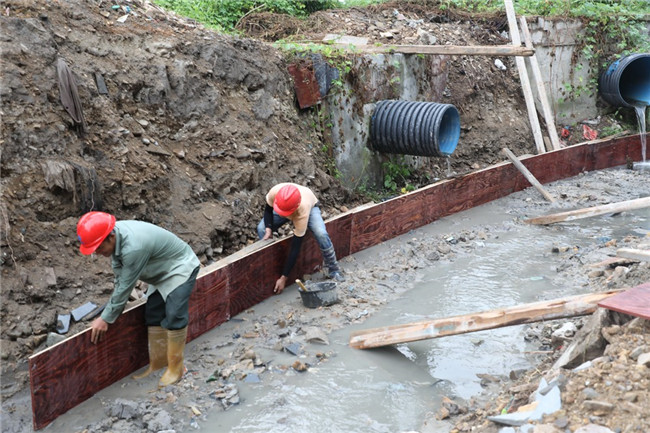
top-left (382, 157), bottom-right (415, 193)
top-left (153, 0), bottom-right (385, 32)
top-left (152, 0), bottom-right (335, 31)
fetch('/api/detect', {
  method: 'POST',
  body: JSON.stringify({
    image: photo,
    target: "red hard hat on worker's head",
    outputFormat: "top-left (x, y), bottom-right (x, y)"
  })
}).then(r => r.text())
top-left (77, 211), bottom-right (116, 255)
top-left (273, 184), bottom-right (301, 217)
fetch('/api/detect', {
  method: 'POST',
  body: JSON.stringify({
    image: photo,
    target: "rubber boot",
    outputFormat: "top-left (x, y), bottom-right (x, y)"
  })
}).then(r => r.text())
top-left (159, 327), bottom-right (187, 388)
top-left (133, 326), bottom-right (167, 379)
top-left (321, 246), bottom-right (345, 282)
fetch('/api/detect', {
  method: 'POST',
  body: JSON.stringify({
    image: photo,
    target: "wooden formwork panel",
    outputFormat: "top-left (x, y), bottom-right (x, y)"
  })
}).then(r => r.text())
top-left (188, 266), bottom-right (229, 341)
top-left (28, 133), bottom-right (646, 429)
top-left (29, 306), bottom-right (148, 430)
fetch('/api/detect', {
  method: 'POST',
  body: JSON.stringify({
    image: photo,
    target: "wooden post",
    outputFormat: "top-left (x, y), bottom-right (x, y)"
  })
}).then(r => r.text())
top-left (502, 148), bottom-right (555, 202)
top-left (504, 0), bottom-right (546, 154)
top-left (524, 196), bottom-right (650, 225)
top-left (519, 16), bottom-right (562, 151)
top-left (349, 290), bottom-right (621, 349)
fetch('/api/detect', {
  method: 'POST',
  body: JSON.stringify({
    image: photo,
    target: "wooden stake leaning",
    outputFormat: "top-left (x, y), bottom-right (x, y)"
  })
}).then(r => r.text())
top-left (525, 196), bottom-right (650, 225)
top-left (519, 16), bottom-right (562, 151)
top-left (502, 148), bottom-right (555, 202)
top-left (349, 290), bottom-right (621, 349)
top-left (504, 0), bottom-right (545, 154)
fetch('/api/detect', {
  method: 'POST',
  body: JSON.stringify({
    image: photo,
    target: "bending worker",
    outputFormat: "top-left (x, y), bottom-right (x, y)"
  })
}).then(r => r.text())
top-left (76, 211), bottom-right (200, 387)
top-left (257, 182), bottom-right (345, 294)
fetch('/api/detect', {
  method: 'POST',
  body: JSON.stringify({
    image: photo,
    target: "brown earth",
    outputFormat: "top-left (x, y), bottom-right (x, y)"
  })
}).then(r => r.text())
top-left (1, 1), bottom-right (648, 432)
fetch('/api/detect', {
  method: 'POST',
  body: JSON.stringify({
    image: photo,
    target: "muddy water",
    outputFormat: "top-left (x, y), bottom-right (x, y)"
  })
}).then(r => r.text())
top-left (205, 183), bottom-right (650, 432)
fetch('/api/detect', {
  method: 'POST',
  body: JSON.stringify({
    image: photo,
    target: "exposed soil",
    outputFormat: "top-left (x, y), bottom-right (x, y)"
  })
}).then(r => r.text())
top-left (1, 1), bottom-right (648, 432)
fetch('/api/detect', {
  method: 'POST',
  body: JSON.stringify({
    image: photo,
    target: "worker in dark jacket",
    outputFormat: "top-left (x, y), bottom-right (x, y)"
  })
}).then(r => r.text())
top-left (77, 211), bottom-right (200, 387)
top-left (257, 183), bottom-right (345, 294)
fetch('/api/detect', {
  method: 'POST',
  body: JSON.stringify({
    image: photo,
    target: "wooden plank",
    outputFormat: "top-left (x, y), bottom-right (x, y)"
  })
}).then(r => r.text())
top-left (524, 196), bottom-right (650, 225)
top-left (27, 133), bottom-right (645, 430)
top-left (616, 248), bottom-right (650, 262)
top-left (29, 305), bottom-right (148, 430)
top-left (301, 43), bottom-right (534, 57)
top-left (519, 16), bottom-right (562, 151)
top-left (598, 282), bottom-right (650, 320)
top-left (502, 148), bottom-right (555, 202)
top-left (587, 256), bottom-right (637, 268)
top-left (349, 291), bottom-right (621, 349)
top-left (504, 0), bottom-right (545, 154)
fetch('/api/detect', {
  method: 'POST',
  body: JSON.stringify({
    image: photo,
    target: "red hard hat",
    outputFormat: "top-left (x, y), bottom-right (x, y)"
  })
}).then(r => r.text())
top-left (77, 211), bottom-right (116, 255)
top-left (273, 184), bottom-right (301, 217)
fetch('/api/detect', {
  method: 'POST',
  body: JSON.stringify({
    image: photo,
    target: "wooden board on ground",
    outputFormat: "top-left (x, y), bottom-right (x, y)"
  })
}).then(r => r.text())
top-left (598, 282), bottom-right (650, 320)
top-left (349, 291), bottom-right (621, 349)
top-left (27, 134), bottom-right (645, 430)
top-left (617, 248), bottom-right (650, 262)
top-left (524, 196), bottom-right (650, 225)
top-left (587, 256), bottom-right (637, 268)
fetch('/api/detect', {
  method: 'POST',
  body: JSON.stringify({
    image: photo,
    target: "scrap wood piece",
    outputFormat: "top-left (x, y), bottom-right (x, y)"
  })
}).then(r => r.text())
top-left (504, 0), bottom-right (545, 154)
top-left (616, 248), bottom-right (650, 262)
top-left (598, 281), bottom-right (650, 320)
top-left (519, 16), bottom-right (561, 151)
top-left (502, 148), bottom-right (555, 202)
top-left (349, 290), bottom-right (621, 349)
top-left (524, 196), bottom-right (650, 225)
top-left (587, 256), bottom-right (636, 268)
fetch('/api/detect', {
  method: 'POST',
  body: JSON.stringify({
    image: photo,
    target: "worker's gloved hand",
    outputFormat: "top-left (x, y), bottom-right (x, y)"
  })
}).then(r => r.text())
top-left (90, 317), bottom-right (108, 344)
top-left (262, 227), bottom-right (273, 241)
top-left (273, 275), bottom-right (287, 294)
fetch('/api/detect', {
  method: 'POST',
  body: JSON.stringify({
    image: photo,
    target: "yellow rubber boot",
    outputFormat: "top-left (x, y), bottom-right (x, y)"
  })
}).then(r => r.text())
top-left (159, 327), bottom-right (187, 388)
top-left (133, 326), bottom-right (168, 379)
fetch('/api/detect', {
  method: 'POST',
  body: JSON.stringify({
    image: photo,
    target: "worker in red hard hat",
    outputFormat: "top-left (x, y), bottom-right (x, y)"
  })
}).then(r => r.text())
top-left (257, 183), bottom-right (345, 294)
top-left (76, 211), bottom-right (200, 388)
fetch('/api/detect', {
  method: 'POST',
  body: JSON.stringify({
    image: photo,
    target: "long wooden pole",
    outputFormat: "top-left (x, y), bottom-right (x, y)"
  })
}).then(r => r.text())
top-left (349, 290), bottom-right (621, 349)
top-left (296, 43), bottom-right (534, 57)
top-left (504, 0), bottom-right (545, 154)
top-left (524, 196), bottom-right (650, 225)
top-left (502, 148), bottom-right (555, 202)
top-left (519, 16), bottom-right (562, 151)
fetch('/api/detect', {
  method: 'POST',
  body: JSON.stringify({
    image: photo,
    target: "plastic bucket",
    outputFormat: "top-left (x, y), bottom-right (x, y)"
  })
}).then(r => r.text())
top-left (370, 100), bottom-right (461, 157)
top-left (299, 282), bottom-right (339, 308)
top-left (599, 53), bottom-right (650, 107)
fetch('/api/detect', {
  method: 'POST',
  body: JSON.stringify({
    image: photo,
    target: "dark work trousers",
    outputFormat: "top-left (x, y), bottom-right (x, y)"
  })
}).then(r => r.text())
top-left (144, 266), bottom-right (199, 330)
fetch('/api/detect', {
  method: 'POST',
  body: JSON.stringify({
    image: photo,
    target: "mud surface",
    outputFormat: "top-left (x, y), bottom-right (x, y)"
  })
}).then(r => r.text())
top-left (1, 1), bottom-right (649, 432)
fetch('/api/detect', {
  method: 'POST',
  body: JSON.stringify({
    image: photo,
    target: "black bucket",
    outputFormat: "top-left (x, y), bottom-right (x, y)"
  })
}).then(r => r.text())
top-left (299, 282), bottom-right (339, 308)
top-left (599, 53), bottom-right (650, 107)
top-left (370, 100), bottom-right (461, 157)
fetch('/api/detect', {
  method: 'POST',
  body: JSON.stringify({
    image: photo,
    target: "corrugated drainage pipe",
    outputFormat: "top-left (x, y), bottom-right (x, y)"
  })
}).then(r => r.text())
top-left (370, 100), bottom-right (461, 157)
top-left (599, 53), bottom-right (650, 107)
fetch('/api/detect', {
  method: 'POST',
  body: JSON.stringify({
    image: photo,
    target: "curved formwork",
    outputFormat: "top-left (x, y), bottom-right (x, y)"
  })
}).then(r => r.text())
top-left (28, 133), bottom-right (647, 430)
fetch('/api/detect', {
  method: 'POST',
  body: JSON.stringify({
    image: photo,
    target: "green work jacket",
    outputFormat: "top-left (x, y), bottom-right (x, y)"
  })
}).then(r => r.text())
top-left (101, 221), bottom-right (200, 324)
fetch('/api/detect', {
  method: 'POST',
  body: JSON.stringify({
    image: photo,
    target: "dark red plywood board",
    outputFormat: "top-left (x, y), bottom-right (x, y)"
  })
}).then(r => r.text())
top-left (29, 307), bottom-right (147, 430)
top-left (29, 134), bottom-right (646, 430)
top-left (188, 267), bottom-right (229, 341)
top-left (598, 282), bottom-right (650, 320)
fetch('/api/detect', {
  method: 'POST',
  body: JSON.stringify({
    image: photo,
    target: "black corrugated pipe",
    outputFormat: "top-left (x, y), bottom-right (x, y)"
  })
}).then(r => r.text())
top-left (370, 100), bottom-right (460, 157)
top-left (599, 53), bottom-right (650, 107)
